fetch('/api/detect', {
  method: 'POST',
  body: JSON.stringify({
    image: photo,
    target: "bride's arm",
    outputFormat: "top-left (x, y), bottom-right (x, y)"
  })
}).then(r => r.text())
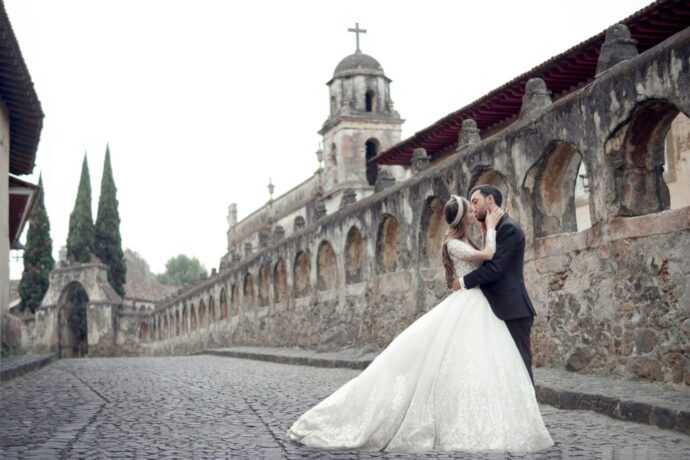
top-left (466, 229), bottom-right (497, 261)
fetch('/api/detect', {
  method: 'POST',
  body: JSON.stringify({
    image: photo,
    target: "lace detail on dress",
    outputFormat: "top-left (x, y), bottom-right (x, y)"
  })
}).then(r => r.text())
top-left (486, 229), bottom-right (496, 253)
top-left (445, 239), bottom-right (480, 279)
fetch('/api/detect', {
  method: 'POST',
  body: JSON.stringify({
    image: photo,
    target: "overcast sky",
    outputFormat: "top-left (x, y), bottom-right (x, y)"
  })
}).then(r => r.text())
top-left (7, 0), bottom-right (653, 278)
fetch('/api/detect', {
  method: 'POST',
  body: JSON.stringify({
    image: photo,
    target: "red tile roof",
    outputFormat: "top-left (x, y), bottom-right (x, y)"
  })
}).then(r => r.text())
top-left (374, 0), bottom-right (690, 165)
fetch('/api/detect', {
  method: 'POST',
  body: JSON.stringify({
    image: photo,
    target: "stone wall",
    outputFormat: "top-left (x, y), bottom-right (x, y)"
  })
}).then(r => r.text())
top-left (129, 27), bottom-right (690, 385)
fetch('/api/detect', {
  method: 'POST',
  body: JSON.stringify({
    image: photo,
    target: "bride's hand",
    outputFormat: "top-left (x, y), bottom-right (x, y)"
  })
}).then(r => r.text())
top-left (485, 207), bottom-right (504, 229)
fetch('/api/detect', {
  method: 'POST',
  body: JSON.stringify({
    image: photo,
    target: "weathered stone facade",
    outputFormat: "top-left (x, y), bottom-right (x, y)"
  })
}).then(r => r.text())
top-left (130, 25), bottom-right (690, 386)
top-left (18, 21), bottom-right (690, 387)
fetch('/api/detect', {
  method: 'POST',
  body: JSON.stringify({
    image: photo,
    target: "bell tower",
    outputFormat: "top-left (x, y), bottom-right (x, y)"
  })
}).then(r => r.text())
top-left (319, 24), bottom-right (405, 207)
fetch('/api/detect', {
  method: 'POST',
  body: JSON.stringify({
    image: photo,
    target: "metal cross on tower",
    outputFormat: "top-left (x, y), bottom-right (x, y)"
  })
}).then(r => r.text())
top-left (348, 23), bottom-right (367, 53)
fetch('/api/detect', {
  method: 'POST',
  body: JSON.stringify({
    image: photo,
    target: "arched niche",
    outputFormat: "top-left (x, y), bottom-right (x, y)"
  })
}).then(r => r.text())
top-left (220, 288), bottom-right (228, 320)
top-left (317, 241), bottom-right (338, 291)
top-left (376, 214), bottom-right (401, 273)
top-left (419, 196), bottom-right (445, 268)
top-left (344, 226), bottom-right (364, 284)
top-left (258, 264), bottom-right (270, 307)
top-left (524, 141), bottom-right (585, 237)
top-left (243, 273), bottom-right (255, 310)
top-left (606, 99), bottom-right (682, 216)
top-left (294, 251), bottom-right (310, 297)
top-left (273, 258), bottom-right (288, 304)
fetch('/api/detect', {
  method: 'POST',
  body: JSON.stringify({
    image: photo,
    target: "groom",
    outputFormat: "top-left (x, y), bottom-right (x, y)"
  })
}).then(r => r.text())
top-left (452, 184), bottom-right (537, 383)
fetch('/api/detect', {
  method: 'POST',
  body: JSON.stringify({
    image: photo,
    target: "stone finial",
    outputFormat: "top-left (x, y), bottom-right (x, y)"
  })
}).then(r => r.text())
top-left (313, 202), bottom-right (327, 221)
top-left (258, 228), bottom-right (271, 248)
top-left (244, 242), bottom-right (252, 257)
top-left (520, 78), bottom-right (552, 118)
top-left (411, 148), bottom-right (431, 173)
top-left (273, 225), bottom-right (285, 243)
top-left (458, 119), bottom-right (481, 147)
top-left (294, 215), bottom-right (306, 231)
top-left (339, 188), bottom-right (357, 208)
top-left (374, 169), bottom-right (395, 193)
top-left (596, 24), bottom-right (638, 75)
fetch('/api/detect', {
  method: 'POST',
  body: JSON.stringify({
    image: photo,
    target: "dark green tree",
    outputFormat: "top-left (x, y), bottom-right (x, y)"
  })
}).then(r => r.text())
top-left (18, 175), bottom-right (55, 313)
top-left (94, 145), bottom-right (126, 297)
top-left (157, 255), bottom-right (208, 285)
top-left (66, 154), bottom-right (94, 263)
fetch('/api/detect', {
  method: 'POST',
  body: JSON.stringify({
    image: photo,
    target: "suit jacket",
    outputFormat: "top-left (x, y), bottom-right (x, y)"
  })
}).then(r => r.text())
top-left (463, 214), bottom-right (536, 321)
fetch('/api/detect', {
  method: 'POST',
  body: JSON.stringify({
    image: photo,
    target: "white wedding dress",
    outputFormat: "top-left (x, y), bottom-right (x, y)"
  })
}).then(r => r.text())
top-left (287, 235), bottom-right (553, 453)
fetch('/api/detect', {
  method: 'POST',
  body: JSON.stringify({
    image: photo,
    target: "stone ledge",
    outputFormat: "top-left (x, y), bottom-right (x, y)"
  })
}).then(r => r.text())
top-left (201, 346), bottom-right (690, 436)
top-left (0, 353), bottom-right (56, 382)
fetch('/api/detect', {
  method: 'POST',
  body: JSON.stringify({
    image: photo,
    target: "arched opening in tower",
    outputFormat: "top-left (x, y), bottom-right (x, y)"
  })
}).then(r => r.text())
top-left (58, 281), bottom-right (89, 358)
top-left (365, 139), bottom-right (379, 186)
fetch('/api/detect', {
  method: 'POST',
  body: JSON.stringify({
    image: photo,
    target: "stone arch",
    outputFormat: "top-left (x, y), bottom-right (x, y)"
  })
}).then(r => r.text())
top-left (175, 309), bottom-right (180, 336)
top-left (365, 138), bottom-right (379, 186)
top-left (208, 295), bottom-right (216, 322)
top-left (606, 99), bottom-right (680, 216)
top-left (317, 240), bottom-right (338, 291)
top-left (57, 281), bottom-right (89, 358)
top-left (524, 141), bottom-right (586, 237)
top-left (231, 283), bottom-right (240, 315)
top-left (139, 322), bottom-right (149, 342)
top-left (199, 299), bottom-right (206, 329)
top-left (189, 303), bottom-right (197, 332)
top-left (273, 258), bottom-right (288, 304)
top-left (294, 250), bottom-right (310, 297)
top-left (377, 214), bottom-right (401, 273)
top-left (220, 288), bottom-right (228, 319)
top-left (345, 226), bottom-right (364, 284)
top-left (244, 273), bottom-right (255, 310)
top-left (419, 196), bottom-right (445, 268)
top-left (258, 264), bottom-right (270, 307)
top-left (162, 316), bottom-right (168, 339)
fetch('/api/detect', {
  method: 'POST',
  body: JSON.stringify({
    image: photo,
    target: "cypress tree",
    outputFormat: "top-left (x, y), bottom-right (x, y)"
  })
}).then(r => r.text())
top-left (66, 154), bottom-right (94, 263)
top-left (94, 145), bottom-right (126, 297)
top-left (18, 175), bottom-right (55, 313)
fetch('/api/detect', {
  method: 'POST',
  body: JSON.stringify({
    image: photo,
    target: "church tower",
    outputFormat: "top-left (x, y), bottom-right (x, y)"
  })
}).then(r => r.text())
top-left (319, 24), bottom-right (405, 209)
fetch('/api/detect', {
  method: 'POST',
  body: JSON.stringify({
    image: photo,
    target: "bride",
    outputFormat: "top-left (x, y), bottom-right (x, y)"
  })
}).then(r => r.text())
top-left (287, 195), bottom-right (553, 453)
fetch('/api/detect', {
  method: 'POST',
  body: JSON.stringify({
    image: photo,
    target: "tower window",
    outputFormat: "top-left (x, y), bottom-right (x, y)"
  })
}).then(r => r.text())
top-left (365, 90), bottom-right (375, 112)
top-left (365, 139), bottom-right (379, 186)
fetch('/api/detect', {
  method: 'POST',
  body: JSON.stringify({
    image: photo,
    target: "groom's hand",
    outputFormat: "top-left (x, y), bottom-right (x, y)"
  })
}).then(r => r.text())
top-left (451, 279), bottom-right (461, 291)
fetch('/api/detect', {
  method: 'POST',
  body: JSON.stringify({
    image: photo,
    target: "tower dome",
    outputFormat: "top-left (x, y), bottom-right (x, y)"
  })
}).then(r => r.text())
top-left (333, 51), bottom-right (385, 78)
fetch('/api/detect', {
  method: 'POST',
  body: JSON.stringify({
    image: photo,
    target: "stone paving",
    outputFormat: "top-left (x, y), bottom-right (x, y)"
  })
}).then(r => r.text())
top-left (0, 353), bottom-right (55, 382)
top-left (1, 356), bottom-right (689, 459)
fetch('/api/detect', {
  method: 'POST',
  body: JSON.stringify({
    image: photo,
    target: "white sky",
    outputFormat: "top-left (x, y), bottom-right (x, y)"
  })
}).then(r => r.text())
top-left (7, 0), bottom-right (653, 278)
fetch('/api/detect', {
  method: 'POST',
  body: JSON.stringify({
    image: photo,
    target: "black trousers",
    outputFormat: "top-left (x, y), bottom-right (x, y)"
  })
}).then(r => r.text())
top-left (505, 316), bottom-right (534, 384)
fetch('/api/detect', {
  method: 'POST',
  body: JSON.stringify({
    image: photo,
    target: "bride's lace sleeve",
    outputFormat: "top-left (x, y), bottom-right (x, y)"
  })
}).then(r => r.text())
top-left (446, 239), bottom-right (478, 261)
top-left (486, 229), bottom-right (497, 253)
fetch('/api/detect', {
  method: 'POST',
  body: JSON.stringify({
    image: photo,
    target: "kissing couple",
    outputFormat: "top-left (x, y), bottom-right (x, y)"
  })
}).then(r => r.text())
top-left (287, 184), bottom-right (554, 453)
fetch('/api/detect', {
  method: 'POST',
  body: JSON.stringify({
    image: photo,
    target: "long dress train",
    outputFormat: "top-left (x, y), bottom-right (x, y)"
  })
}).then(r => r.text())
top-left (286, 237), bottom-right (553, 453)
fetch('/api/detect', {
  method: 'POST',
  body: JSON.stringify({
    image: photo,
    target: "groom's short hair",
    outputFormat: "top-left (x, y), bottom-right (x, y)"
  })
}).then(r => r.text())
top-left (469, 184), bottom-right (503, 207)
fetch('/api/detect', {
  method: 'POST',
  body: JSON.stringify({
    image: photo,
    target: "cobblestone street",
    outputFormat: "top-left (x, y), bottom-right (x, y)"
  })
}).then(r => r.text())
top-left (1, 356), bottom-right (689, 459)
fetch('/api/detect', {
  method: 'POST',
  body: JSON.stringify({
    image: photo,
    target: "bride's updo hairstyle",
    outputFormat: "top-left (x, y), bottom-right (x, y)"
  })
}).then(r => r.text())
top-left (441, 195), bottom-right (478, 289)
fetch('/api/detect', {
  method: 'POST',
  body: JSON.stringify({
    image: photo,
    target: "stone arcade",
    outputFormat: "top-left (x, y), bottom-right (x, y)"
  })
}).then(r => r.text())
top-left (24, 2), bottom-right (690, 386)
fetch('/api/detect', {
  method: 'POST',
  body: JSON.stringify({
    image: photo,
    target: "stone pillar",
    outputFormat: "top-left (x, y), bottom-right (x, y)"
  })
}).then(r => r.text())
top-left (596, 24), bottom-right (638, 75)
top-left (293, 216), bottom-right (306, 231)
top-left (339, 188), bottom-right (357, 208)
top-left (313, 202), bottom-right (327, 221)
top-left (411, 148), bottom-right (430, 173)
top-left (374, 170), bottom-right (396, 193)
top-left (520, 78), bottom-right (552, 118)
top-left (273, 225), bottom-right (285, 243)
top-left (457, 119), bottom-right (481, 148)
top-left (258, 228), bottom-right (271, 248)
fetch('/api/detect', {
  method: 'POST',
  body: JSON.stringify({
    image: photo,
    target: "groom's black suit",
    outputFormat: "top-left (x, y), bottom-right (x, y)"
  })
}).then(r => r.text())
top-left (463, 214), bottom-right (537, 382)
